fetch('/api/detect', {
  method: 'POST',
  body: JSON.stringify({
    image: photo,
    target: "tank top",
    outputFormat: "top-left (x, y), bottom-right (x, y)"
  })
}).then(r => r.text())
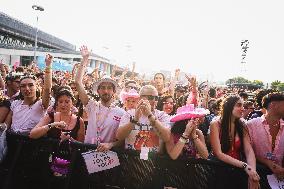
top-left (47, 112), bottom-right (80, 140)
top-left (217, 120), bottom-right (242, 160)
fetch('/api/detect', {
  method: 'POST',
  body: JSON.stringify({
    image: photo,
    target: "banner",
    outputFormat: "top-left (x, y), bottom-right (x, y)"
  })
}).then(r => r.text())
top-left (267, 174), bottom-right (284, 189)
top-left (82, 150), bottom-right (120, 174)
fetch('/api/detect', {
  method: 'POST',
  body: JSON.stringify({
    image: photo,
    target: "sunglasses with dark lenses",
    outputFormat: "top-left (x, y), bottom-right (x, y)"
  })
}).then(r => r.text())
top-left (126, 86), bottom-right (138, 90)
top-left (141, 95), bottom-right (159, 101)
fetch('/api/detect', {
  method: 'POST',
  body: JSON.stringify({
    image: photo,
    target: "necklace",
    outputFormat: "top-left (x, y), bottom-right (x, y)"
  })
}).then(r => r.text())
top-left (59, 112), bottom-right (72, 130)
top-left (269, 121), bottom-right (280, 128)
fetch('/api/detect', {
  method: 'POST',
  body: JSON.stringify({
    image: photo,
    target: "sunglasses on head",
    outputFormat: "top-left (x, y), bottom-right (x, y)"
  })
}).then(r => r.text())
top-left (141, 95), bottom-right (159, 101)
top-left (163, 101), bottom-right (175, 105)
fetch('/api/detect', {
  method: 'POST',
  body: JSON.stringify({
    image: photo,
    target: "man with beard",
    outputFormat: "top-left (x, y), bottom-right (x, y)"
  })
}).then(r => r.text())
top-left (75, 46), bottom-right (124, 151)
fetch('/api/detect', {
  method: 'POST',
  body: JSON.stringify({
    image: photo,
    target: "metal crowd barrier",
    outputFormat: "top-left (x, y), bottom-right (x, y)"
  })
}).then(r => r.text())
top-left (0, 132), bottom-right (271, 189)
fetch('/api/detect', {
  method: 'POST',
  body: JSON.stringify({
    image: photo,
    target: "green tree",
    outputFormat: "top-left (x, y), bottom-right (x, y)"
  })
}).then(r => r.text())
top-left (225, 77), bottom-right (250, 85)
top-left (276, 83), bottom-right (284, 91)
top-left (271, 80), bottom-right (282, 90)
top-left (252, 80), bottom-right (264, 87)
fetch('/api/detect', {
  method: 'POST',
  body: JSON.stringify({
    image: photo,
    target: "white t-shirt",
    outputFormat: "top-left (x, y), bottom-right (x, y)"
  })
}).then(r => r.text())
top-left (84, 99), bottom-right (125, 144)
top-left (10, 99), bottom-right (47, 134)
top-left (119, 109), bottom-right (171, 152)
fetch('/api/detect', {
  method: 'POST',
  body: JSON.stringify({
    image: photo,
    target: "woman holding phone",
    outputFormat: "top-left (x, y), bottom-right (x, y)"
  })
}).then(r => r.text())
top-left (30, 88), bottom-right (85, 142)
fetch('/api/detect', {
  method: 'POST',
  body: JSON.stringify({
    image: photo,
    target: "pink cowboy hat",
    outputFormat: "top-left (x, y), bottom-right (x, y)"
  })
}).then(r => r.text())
top-left (120, 89), bottom-right (140, 103)
top-left (170, 104), bottom-right (210, 122)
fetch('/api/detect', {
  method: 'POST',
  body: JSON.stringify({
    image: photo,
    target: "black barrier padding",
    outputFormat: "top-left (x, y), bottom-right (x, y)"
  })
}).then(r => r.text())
top-left (0, 132), bottom-right (273, 189)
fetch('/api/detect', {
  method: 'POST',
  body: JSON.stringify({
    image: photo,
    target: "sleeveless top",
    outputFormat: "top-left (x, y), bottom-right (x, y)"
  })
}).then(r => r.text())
top-left (47, 112), bottom-right (80, 140)
top-left (226, 137), bottom-right (241, 160)
top-left (173, 133), bottom-right (197, 158)
top-left (217, 119), bottom-right (242, 160)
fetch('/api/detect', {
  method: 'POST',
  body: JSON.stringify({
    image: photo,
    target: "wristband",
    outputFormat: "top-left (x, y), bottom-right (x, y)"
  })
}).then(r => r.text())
top-left (182, 133), bottom-right (189, 139)
top-left (179, 137), bottom-right (189, 144)
top-left (47, 123), bottom-right (53, 129)
top-left (242, 163), bottom-right (248, 170)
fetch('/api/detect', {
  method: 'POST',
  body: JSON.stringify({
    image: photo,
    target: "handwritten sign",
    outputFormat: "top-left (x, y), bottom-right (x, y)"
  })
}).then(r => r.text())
top-left (267, 174), bottom-right (284, 189)
top-left (81, 150), bottom-right (120, 174)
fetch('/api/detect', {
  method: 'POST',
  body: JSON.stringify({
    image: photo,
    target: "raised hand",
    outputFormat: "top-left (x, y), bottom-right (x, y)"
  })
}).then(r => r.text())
top-left (185, 74), bottom-right (197, 87)
top-left (122, 67), bottom-right (129, 76)
top-left (45, 54), bottom-right (53, 67)
top-left (175, 69), bottom-right (180, 78)
top-left (79, 45), bottom-right (90, 62)
top-left (132, 62), bottom-right (136, 71)
top-left (112, 65), bottom-right (117, 73)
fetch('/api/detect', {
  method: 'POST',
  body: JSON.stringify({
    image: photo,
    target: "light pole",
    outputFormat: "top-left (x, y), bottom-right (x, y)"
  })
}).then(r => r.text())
top-left (32, 5), bottom-right (44, 62)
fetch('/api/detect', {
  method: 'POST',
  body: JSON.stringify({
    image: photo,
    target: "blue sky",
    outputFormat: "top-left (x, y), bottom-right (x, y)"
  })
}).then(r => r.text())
top-left (1, 0), bottom-right (283, 84)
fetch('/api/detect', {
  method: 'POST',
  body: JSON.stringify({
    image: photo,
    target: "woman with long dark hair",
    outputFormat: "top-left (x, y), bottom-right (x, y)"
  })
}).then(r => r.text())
top-left (210, 95), bottom-right (260, 189)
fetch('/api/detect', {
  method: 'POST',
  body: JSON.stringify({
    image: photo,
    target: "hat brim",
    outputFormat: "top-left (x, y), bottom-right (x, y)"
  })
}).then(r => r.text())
top-left (121, 94), bottom-right (140, 102)
top-left (92, 78), bottom-right (120, 94)
top-left (170, 112), bottom-right (207, 122)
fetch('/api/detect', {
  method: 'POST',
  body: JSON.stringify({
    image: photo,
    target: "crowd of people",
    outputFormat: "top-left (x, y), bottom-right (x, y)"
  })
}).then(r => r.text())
top-left (0, 45), bottom-right (284, 189)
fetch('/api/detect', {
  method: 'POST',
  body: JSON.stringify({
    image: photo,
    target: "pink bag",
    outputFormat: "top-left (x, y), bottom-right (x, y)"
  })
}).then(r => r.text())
top-left (50, 157), bottom-right (70, 176)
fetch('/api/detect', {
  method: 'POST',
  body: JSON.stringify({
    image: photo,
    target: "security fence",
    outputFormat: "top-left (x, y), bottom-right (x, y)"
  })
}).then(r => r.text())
top-left (0, 132), bottom-right (271, 189)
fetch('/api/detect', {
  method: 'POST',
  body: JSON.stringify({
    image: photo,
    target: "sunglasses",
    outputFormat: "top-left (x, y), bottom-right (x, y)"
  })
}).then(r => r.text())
top-left (141, 95), bottom-right (159, 101)
top-left (126, 86), bottom-right (138, 90)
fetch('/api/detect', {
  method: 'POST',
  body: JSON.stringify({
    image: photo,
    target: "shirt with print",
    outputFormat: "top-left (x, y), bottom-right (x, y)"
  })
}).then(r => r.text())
top-left (10, 99), bottom-right (47, 134)
top-left (119, 109), bottom-right (171, 153)
top-left (84, 99), bottom-right (125, 144)
top-left (247, 115), bottom-right (284, 165)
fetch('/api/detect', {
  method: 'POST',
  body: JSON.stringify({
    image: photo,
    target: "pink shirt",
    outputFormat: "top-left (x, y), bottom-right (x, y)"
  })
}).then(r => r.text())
top-left (247, 116), bottom-right (284, 165)
top-left (84, 99), bottom-right (125, 144)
